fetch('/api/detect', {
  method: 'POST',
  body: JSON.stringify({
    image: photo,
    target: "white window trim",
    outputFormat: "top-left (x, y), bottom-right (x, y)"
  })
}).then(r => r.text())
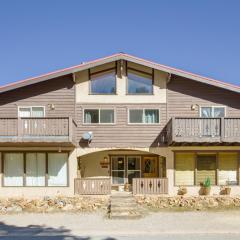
top-left (128, 108), bottom-right (160, 125)
top-left (83, 108), bottom-right (116, 125)
top-left (18, 106), bottom-right (45, 118)
top-left (199, 106), bottom-right (227, 118)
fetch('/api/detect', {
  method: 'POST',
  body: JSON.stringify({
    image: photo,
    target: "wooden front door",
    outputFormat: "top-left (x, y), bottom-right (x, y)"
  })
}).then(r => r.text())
top-left (142, 156), bottom-right (158, 178)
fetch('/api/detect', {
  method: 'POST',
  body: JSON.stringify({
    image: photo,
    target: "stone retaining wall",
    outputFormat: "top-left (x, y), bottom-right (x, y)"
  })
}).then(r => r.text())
top-left (0, 196), bottom-right (109, 214)
top-left (135, 196), bottom-right (240, 210)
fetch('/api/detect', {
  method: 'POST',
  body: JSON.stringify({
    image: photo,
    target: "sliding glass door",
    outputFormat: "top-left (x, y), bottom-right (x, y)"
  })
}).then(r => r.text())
top-left (4, 153), bottom-right (24, 186)
top-left (111, 155), bottom-right (141, 184)
top-left (26, 153), bottom-right (46, 186)
top-left (111, 156), bottom-right (125, 184)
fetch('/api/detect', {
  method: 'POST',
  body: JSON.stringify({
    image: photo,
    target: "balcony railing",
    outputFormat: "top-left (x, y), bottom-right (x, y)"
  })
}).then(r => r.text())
top-left (132, 178), bottom-right (168, 195)
top-left (74, 178), bottom-right (111, 195)
top-left (0, 117), bottom-right (74, 143)
top-left (167, 117), bottom-right (240, 145)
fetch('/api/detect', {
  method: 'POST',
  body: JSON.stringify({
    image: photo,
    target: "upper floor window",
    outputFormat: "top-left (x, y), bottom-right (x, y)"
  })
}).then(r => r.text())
top-left (84, 109), bottom-right (115, 124)
top-left (127, 67), bottom-right (153, 95)
top-left (18, 106), bottom-right (45, 118)
top-left (128, 109), bottom-right (159, 124)
top-left (90, 68), bottom-right (116, 95)
top-left (200, 106), bottom-right (225, 118)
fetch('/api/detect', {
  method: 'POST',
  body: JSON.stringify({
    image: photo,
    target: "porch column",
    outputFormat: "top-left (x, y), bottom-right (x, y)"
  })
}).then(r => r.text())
top-left (166, 149), bottom-right (175, 195)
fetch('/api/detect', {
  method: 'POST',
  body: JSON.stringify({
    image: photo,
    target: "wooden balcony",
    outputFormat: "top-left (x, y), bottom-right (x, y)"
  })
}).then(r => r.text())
top-left (167, 117), bottom-right (240, 145)
top-left (0, 117), bottom-right (75, 146)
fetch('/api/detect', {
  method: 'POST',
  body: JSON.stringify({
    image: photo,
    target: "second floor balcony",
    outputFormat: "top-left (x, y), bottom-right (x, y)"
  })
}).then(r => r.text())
top-left (0, 117), bottom-right (75, 146)
top-left (167, 117), bottom-right (240, 145)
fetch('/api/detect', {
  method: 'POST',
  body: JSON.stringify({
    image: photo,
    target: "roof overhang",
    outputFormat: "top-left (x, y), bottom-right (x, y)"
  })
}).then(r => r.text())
top-left (0, 53), bottom-right (239, 94)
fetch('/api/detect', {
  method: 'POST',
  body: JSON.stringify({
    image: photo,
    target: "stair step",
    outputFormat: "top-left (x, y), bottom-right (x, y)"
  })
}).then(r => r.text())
top-left (109, 192), bottom-right (143, 219)
top-left (111, 197), bottom-right (136, 202)
top-left (111, 199), bottom-right (136, 202)
top-left (111, 195), bottom-right (133, 199)
top-left (111, 203), bottom-right (138, 208)
top-left (110, 206), bottom-right (138, 211)
top-left (110, 214), bottom-right (142, 220)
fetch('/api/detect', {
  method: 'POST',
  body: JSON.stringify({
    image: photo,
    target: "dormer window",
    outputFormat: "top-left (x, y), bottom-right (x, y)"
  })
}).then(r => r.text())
top-left (127, 65), bottom-right (153, 95)
top-left (89, 66), bottom-right (116, 95)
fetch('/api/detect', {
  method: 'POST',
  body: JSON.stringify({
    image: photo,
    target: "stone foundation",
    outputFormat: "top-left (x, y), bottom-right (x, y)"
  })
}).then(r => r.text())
top-left (135, 195), bottom-right (240, 210)
top-left (0, 196), bottom-right (109, 214)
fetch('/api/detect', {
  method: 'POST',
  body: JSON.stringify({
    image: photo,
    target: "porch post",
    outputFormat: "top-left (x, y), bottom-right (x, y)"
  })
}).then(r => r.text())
top-left (166, 149), bottom-right (174, 195)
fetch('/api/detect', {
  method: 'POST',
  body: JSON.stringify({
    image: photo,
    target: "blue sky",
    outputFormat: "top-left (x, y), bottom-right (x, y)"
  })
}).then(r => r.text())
top-left (0, 0), bottom-right (240, 86)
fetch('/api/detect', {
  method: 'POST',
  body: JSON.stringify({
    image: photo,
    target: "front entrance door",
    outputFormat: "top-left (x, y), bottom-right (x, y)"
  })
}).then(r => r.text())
top-left (111, 156), bottom-right (125, 185)
top-left (142, 156), bottom-right (158, 178)
top-left (111, 155), bottom-right (141, 185)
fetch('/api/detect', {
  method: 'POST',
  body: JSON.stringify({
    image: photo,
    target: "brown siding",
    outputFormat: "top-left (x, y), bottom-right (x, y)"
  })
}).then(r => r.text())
top-left (76, 103), bottom-right (167, 148)
top-left (0, 75), bottom-right (75, 118)
top-left (0, 70), bottom-right (239, 148)
top-left (167, 75), bottom-right (240, 119)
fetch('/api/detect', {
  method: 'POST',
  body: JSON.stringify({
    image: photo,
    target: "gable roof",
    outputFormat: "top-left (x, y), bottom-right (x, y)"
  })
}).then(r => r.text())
top-left (0, 53), bottom-right (240, 94)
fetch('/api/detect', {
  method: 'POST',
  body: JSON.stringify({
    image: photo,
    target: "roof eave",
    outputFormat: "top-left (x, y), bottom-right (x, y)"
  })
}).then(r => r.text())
top-left (0, 53), bottom-right (239, 94)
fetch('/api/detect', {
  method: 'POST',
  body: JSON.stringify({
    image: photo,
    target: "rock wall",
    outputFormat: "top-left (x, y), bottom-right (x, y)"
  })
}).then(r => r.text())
top-left (136, 196), bottom-right (240, 210)
top-left (0, 196), bottom-right (109, 214)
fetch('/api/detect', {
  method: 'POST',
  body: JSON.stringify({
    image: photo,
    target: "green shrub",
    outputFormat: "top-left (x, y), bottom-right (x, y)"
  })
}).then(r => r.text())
top-left (203, 177), bottom-right (211, 188)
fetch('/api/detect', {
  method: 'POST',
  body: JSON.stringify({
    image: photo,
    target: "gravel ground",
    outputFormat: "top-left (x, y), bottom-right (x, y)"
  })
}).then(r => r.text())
top-left (1, 211), bottom-right (240, 239)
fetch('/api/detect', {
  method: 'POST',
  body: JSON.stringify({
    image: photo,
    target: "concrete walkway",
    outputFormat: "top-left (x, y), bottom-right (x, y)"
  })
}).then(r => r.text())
top-left (0, 211), bottom-right (240, 239)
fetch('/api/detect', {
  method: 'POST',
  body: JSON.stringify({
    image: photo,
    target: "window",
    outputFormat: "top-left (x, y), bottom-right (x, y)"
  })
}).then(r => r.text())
top-left (219, 153), bottom-right (238, 185)
top-left (196, 154), bottom-right (216, 185)
top-left (84, 109), bottom-right (99, 123)
top-left (26, 153), bottom-right (46, 186)
top-left (200, 106), bottom-right (225, 118)
top-left (4, 153), bottom-right (24, 186)
top-left (84, 109), bottom-right (115, 124)
top-left (2, 152), bottom-right (68, 187)
top-left (175, 153), bottom-right (195, 186)
top-left (48, 153), bottom-right (68, 186)
top-left (90, 69), bottom-right (116, 94)
top-left (18, 106), bottom-right (45, 118)
top-left (129, 109), bottom-right (159, 124)
top-left (175, 152), bottom-right (239, 186)
top-left (127, 68), bottom-right (153, 94)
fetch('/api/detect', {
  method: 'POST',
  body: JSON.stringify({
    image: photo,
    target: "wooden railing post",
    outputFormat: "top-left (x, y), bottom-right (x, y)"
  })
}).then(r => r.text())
top-left (68, 116), bottom-right (73, 142)
top-left (17, 118), bottom-right (22, 140)
top-left (220, 117), bottom-right (225, 142)
top-left (172, 117), bottom-right (175, 142)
